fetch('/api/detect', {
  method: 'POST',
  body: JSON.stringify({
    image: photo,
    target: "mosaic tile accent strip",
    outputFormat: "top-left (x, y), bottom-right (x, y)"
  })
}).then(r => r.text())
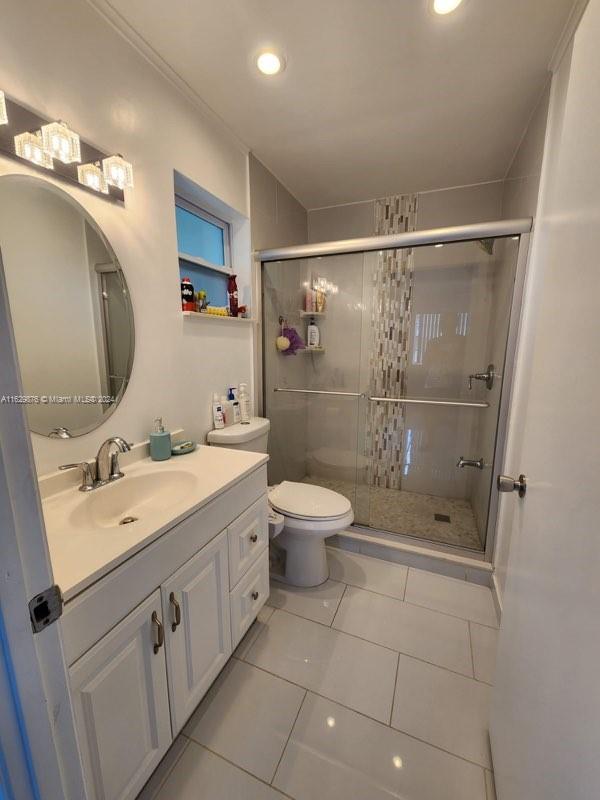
top-left (366, 194), bottom-right (418, 490)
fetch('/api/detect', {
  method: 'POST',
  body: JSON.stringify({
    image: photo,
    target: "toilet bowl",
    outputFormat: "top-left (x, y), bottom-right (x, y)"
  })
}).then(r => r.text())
top-left (269, 481), bottom-right (354, 586)
top-left (206, 418), bottom-right (353, 587)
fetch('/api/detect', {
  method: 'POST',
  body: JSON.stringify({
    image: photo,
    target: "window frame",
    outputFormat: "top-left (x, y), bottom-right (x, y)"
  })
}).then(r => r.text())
top-left (175, 194), bottom-right (232, 271)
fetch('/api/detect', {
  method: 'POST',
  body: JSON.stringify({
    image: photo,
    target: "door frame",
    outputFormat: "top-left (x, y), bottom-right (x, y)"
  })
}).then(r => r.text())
top-left (0, 249), bottom-right (87, 799)
top-left (484, 232), bottom-right (531, 563)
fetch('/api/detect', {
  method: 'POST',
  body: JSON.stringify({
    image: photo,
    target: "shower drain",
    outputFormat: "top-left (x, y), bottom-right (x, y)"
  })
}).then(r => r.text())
top-left (119, 515), bottom-right (138, 525)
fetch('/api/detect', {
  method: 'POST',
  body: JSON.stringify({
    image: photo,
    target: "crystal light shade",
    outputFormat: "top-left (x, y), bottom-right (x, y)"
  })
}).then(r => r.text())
top-left (14, 131), bottom-right (53, 169)
top-left (102, 155), bottom-right (134, 190)
top-left (41, 121), bottom-right (81, 164)
top-left (0, 91), bottom-right (8, 125)
top-left (78, 162), bottom-right (108, 194)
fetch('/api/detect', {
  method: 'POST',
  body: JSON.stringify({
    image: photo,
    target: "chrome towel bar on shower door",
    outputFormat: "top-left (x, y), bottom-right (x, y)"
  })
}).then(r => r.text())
top-left (369, 396), bottom-right (489, 409)
top-left (273, 388), bottom-right (362, 397)
top-left (273, 388), bottom-right (488, 408)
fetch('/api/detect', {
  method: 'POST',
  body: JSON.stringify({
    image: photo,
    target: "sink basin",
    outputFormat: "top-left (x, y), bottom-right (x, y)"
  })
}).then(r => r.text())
top-left (69, 470), bottom-right (200, 530)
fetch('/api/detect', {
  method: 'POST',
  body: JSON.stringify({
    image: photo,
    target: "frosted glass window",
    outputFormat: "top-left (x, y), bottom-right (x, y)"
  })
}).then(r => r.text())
top-left (175, 204), bottom-right (228, 266)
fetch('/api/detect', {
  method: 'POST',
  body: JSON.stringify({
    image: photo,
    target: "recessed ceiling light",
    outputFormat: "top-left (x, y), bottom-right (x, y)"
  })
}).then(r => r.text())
top-left (256, 51), bottom-right (284, 76)
top-left (433, 0), bottom-right (463, 14)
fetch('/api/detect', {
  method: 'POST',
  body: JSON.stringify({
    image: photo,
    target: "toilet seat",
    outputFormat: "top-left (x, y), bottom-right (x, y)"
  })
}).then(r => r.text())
top-left (269, 481), bottom-right (352, 522)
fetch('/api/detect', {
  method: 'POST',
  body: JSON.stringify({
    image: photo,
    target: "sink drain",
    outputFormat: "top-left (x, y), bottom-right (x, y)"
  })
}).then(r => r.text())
top-left (119, 515), bottom-right (138, 525)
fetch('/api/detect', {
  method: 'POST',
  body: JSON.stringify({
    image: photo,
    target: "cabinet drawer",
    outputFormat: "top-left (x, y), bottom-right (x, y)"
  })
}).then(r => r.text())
top-left (230, 548), bottom-right (269, 649)
top-left (227, 494), bottom-right (269, 588)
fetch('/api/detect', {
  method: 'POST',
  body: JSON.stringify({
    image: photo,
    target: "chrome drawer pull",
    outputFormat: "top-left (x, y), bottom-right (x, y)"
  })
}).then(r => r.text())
top-left (251, 591), bottom-right (259, 601)
top-left (152, 611), bottom-right (164, 654)
top-left (169, 592), bottom-right (181, 632)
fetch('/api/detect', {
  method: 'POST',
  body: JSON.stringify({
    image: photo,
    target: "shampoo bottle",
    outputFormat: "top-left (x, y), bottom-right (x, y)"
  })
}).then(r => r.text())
top-left (239, 383), bottom-right (251, 424)
top-left (307, 317), bottom-right (320, 348)
top-left (150, 417), bottom-right (171, 461)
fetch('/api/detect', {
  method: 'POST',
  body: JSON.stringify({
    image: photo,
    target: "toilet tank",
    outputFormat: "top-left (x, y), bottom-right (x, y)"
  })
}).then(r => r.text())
top-left (206, 417), bottom-right (270, 452)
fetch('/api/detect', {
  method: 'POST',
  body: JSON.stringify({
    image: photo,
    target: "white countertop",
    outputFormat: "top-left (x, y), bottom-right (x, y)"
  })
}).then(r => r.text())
top-left (42, 445), bottom-right (268, 602)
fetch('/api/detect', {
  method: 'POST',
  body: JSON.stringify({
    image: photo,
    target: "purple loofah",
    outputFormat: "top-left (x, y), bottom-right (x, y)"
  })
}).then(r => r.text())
top-left (281, 326), bottom-right (306, 355)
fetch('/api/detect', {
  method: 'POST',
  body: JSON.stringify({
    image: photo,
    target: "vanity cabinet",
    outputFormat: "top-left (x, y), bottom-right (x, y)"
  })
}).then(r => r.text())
top-left (64, 467), bottom-right (269, 800)
top-left (161, 529), bottom-right (231, 733)
top-left (69, 590), bottom-right (172, 800)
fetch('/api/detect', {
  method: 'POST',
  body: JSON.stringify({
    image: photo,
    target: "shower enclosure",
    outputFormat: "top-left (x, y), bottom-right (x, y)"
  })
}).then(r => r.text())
top-left (259, 218), bottom-right (530, 556)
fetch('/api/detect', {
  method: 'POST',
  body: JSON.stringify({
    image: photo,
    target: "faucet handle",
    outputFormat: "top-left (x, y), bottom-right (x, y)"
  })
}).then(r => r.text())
top-left (59, 462), bottom-right (95, 491)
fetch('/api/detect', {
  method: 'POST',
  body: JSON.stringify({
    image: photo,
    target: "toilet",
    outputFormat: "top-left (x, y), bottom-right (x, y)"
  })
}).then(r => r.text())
top-left (207, 417), bottom-right (354, 587)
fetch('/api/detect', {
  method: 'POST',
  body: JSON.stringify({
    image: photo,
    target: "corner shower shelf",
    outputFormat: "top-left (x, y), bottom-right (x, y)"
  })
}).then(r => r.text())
top-left (300, 310), bottom-right (326, 317)
top-left (182, 311), bottom-right (256, 324)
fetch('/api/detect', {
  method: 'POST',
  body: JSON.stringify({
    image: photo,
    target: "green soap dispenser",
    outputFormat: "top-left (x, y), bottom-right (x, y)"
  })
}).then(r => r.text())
top-left (150, 417), bottom-right (171, 461)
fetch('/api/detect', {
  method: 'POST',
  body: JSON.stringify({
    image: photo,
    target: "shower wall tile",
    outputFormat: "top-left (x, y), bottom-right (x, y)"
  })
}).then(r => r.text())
top-left (366, 194), bottom-right (418, 490)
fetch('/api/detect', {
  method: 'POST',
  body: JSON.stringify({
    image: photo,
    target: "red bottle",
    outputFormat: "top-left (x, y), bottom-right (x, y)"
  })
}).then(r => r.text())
top-left (227, 274), bottom-right (238, 317)
top-left (181, 277), bottom-right (195, 311)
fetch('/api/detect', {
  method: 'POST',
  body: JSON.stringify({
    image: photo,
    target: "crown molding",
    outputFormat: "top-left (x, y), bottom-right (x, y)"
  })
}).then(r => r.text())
top-left (549, 0), bottom-right (590, 73)
top-left (86, 0), bottom-right (250, 156)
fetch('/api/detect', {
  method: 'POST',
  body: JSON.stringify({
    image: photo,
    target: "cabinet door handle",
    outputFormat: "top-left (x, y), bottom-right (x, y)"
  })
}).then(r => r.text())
top-left (249, 532), bottom-right (258, 543)
top-left (169, 592), bottom-right (181, 632)
top-left (152, 611), bottom-right (164, 654)
top-left (251, 590), bottom-right (259, 601)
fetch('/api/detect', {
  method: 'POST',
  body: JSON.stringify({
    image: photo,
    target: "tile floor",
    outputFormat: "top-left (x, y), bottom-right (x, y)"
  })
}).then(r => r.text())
top-left (140, 548), bottom-right (499, 800)
top-left (302, 475), bottom-right (483, 550)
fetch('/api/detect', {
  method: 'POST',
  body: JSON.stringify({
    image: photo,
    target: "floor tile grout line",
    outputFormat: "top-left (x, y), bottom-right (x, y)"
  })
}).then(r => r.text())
top-left (403, 567), bottom-right (411, 600)
top-left (388, 652), bottom-right (401, 726)
top-left (187, 740), bottom-right (295, 800)
top-left (271, 581), bottom-right (497, 633)
top-left (269, 689), bottom-right (308, 785)
top-left (467, 620), bottom-right (476, 679)
top-left (233, 658), bottom-right (492, 771)
top-left (264, 607), bottom-right (486, 682)
top-left (329, 583), bottom-right (348, 628)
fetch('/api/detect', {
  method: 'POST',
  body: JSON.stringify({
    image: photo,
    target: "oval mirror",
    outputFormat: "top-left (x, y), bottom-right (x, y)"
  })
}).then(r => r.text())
top-left (0, 175), bottom-right (135, 438)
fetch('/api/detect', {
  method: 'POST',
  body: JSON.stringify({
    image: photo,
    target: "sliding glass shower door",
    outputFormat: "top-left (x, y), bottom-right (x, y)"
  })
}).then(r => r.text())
top-left (262, 233), bottom-right (522, 552)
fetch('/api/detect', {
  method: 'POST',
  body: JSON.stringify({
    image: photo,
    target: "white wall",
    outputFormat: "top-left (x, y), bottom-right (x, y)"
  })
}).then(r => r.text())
top-left (0, 0), bottom-right (254, 476)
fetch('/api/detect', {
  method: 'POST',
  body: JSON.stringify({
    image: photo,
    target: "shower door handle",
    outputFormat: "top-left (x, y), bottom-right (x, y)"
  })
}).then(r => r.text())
top-left (497, 474), bottom-right (527, 498)
top-left (457, 456), bottom-right (484, 470)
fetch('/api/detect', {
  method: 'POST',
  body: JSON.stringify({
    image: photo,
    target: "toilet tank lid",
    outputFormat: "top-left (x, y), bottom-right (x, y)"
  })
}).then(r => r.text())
top-left (207, 417), bottom-right (270, 444)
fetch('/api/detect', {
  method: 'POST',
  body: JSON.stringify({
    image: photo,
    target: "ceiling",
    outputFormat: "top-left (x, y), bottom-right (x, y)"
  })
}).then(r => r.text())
top-left (99, 0), bottom-right (576, 209)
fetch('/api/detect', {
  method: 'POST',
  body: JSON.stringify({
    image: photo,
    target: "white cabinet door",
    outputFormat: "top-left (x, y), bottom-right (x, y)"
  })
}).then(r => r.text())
top-left (162, 529), bottom-right (231, 734)
top-left (69, 590), bottom-right (171, 800)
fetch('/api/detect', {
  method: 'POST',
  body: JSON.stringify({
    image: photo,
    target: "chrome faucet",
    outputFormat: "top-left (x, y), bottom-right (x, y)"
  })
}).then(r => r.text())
top-left (457, 456), bottom-right (485, 470)
top-left (95, 437), bottom-right (131, 482)
top-left (59, 436), bottom-right (131, 491)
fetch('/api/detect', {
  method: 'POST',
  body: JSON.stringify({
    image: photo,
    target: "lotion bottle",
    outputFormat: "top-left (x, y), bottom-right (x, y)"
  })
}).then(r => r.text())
top-left (212, 393), bottom-right (225, 429)
top-left (239, 383), bottom-right (251, 424)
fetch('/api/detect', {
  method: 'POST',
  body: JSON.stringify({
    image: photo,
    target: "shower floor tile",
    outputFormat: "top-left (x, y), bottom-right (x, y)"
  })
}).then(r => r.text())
top-left (302, 475), bottom-right (483, 550)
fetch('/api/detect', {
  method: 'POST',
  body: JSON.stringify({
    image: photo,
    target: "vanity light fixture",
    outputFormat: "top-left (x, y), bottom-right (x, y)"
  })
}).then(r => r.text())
top-left (41, 120), bottom-right (81, 164)
top-left (102, 154), bottom-right (134, 190)
top-left (0, 91), bottom-right (8, 125)
top-left (78, 162), bottom-right (108, 194)
top-left (256, 51), bottom-right (285, 76)
top-left (433, 0), bottom-right (463, 13)
top-left (14, 131), bottom-right (53, 169)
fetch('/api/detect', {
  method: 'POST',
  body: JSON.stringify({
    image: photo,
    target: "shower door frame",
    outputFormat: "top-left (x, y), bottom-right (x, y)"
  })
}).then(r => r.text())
top-left (257, 218), bottom-right (532, 562)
